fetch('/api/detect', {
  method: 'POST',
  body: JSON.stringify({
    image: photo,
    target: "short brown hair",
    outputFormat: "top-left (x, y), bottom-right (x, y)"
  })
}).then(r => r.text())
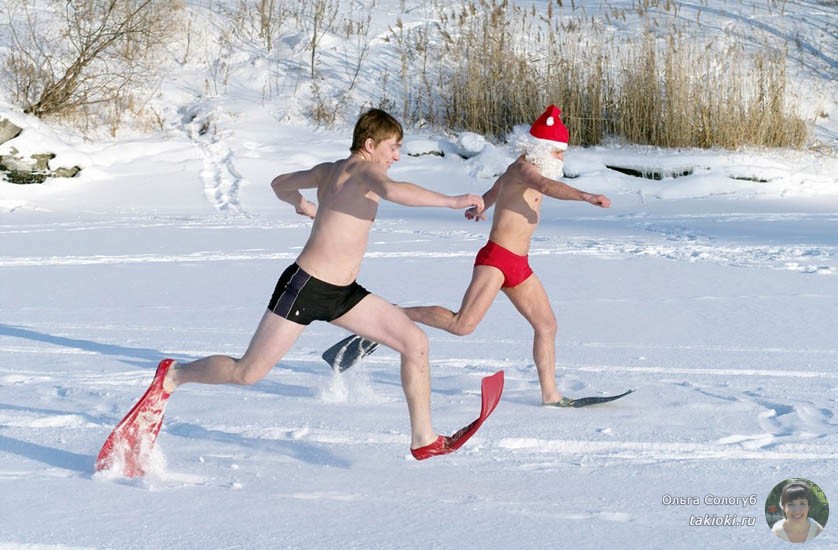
top-left (350, 108), bottom-right (403, 153)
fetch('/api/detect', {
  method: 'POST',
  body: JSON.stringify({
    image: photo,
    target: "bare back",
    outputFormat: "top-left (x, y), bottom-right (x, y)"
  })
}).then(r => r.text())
top-left (488, 157), bottom-right (544, 256)
top-left (295, 156), bottom-right (382, 285)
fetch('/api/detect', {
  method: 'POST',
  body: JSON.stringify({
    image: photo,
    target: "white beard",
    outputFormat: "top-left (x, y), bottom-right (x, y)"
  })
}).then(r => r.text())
top-left (512, 129), bottom-right (565, 179)
top-left (527, 149), bottom-right (564, 180)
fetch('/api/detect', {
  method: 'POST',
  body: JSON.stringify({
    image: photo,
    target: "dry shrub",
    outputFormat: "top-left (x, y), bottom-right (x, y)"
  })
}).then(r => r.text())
top-left (421, 0), bottom-right (808, 149)
top-left (2, 0), bottom-right (185, 135)
top-left (612, 35), bottom-right (807, 149)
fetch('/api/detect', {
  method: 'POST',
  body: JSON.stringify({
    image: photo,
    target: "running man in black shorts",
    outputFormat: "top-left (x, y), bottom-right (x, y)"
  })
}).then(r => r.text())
top-left (134, 109), bottom-right (485, 459)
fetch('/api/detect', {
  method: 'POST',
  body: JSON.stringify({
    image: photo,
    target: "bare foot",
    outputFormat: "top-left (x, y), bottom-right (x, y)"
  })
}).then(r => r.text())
top-left (542, 392), bottom-right (565, 406)
top-left (162, 361), bottom-right (179, 393)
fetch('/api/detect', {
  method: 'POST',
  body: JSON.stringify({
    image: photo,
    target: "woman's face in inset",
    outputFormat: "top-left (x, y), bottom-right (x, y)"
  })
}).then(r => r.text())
top-left (784, 498), bottom-right (810, 523)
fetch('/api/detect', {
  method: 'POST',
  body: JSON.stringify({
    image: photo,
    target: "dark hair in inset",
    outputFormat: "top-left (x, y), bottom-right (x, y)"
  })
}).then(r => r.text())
top-left (781, 481), bottom-right (813, 509)
top-left (350, 109), bottom-right (403, 153)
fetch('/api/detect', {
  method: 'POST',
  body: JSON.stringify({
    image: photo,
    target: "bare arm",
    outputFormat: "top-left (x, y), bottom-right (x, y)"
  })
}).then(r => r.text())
top-left (271, 163), bottom-right (328, 218)
top-left (465, 178), bottom-right (502, 221)
top-left (542, 178), bottom-right (610, 207)
top-left (368, 169), bottom-right (484, 212)
top-left (521, 163), bottom-right (611, 208)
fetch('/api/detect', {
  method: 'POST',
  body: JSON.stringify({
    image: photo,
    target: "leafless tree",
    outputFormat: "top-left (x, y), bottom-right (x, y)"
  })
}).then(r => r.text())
top-left (2, 0), bottom-right (183, 124)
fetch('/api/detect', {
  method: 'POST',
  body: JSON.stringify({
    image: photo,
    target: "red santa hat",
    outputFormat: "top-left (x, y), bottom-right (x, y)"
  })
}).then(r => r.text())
top-left (529, 104), bottom-right (569, 150)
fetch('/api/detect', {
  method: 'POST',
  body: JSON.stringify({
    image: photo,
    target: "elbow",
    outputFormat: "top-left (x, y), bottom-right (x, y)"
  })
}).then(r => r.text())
top-left (271, 176), bottom-right (294, 200)
top-left (270, 176), bottom-right (283, 193)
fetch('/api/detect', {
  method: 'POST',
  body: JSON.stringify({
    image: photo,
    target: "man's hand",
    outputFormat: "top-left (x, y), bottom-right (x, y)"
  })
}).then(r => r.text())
top-left (452, 193), bottom-right (485, 213)
top-left (296, 199), bottom-right (317, 219)
top-left (465, 206), bottom-right (486, 221)
top-left (587, 194), bottom-right (611, 208)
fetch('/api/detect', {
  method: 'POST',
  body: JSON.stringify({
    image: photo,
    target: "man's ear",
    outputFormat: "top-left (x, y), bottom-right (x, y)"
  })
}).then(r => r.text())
top-left (363, 137), bottom-right (376, 153)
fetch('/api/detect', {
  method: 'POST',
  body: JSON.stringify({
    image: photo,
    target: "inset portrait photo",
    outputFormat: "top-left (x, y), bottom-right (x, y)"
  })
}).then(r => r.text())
top-left (766, 478), bottom-right (829, 543)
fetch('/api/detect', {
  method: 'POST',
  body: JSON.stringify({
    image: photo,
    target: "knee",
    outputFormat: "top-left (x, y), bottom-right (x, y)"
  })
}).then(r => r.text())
top-left (450, 317), bottom-right (477, 336)
top-left (234, 360), bottom-right (270, 386)
top-left (449, 310), bottom-right (481, 336)
top-left (401, 326), bottom-right (429, 359)
top-left (537, 315), bottom-right (558, 337)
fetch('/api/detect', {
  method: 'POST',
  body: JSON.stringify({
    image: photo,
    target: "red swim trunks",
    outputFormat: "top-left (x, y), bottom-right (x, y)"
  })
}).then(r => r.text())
top-left (474, 240), bottom-right (533, 288)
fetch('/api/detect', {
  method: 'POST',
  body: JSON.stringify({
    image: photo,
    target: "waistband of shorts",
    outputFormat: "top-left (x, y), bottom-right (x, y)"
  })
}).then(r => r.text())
top-left (485, 240), bottom-right (528, 259)
top-left (291, 262), bottom-right (357, 291)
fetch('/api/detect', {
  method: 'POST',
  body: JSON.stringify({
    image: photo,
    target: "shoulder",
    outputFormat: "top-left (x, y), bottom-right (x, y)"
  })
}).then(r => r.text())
top-left (771, 519), bottom-right (786, 534)
top-left (502, 156), bottom-right (537, 183)
top-left (317, 158), bottom-right (378, 185)
top-left (507, 155), bottom-right (533, 173)
top-left (289, 160), bottom-right (337, 183)
top-left (809, 517), bottom-right (824, 535)
top-left (311, 159), bottom-right (339, 174)
top-left (342, 156), bottom-right (384, 177)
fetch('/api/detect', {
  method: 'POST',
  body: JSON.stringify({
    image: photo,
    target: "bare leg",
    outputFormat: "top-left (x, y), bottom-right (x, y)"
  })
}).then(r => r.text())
top-left (502, 274), bottom-right (561, 404)
top-left (404, 266), bottom-right (504, 336)
top-left (164, 309), bottom-right (306, 392)
top-left (332, 294), bottom-right (437, 449)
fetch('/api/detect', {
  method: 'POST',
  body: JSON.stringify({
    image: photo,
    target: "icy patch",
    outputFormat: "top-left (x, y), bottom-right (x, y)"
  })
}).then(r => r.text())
top-left (606, 163), bottom-right (695, 180)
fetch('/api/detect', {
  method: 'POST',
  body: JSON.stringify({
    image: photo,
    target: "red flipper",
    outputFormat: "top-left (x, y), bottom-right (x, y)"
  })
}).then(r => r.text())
top-left (410, 435), bottom-right (453, 460)
top-left (95, 359), bottom-right (175, 477)
top-left (411, 370), bottom-right (504, 460)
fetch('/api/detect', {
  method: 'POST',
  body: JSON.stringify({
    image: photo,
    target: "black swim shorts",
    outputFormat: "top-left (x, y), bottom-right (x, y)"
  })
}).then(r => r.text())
top-left (267, 263), bottom-right (370, 325)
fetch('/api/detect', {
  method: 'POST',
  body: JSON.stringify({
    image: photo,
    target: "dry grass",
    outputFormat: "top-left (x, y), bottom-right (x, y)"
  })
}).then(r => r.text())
top-left (409, 0), bottom-right (809, 149)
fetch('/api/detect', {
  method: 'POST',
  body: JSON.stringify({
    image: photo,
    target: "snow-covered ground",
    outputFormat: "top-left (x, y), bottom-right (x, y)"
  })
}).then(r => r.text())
top-left (1, 1), bottom-right (836, 549)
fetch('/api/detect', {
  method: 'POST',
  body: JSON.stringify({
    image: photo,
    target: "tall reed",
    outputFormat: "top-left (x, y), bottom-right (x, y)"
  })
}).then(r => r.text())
top-left (412, 0), bottom-right (808, 149)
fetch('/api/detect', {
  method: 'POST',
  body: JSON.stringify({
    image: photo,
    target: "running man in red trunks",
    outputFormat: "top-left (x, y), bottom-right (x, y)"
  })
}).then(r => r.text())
top-left (404, 105), bottom-right (610, 406)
